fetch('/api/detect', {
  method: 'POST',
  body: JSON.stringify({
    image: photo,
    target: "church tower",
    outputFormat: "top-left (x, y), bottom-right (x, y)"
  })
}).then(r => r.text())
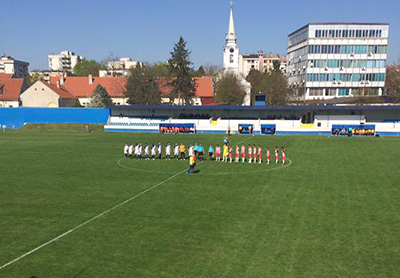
top-left (223, 1), bottom-right (239, 72)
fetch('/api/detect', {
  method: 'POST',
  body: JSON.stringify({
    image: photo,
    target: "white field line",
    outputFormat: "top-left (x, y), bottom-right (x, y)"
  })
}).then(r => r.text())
top-left (0, 167), bottom-right (190, 271)
top-left (205, 158), bottom-right (292, 175)
top-left (0, 135), bottom-right (252, 271)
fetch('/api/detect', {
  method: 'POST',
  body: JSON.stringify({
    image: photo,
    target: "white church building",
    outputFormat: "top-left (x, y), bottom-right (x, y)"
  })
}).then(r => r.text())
top-left (222, 1), bottom-right (251, 106)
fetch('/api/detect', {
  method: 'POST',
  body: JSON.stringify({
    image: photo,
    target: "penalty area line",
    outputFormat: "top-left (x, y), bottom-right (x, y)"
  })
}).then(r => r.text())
top-left (0, 167), bottom-right (190, 271)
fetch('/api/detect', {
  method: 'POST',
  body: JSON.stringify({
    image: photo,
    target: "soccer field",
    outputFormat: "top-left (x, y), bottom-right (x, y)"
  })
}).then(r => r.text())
top-left (0, 128), bottom-right (399, 278)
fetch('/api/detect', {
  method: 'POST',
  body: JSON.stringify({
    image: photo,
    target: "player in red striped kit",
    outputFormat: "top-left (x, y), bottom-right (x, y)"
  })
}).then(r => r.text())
top-left (235, 145), bottom-right (240, 163)
top-left (241, 144), bottom-right (246, 163)
top-left (215, 144), bottom-right (221, 161)
top-left (281, 147), bottom-right (286, 165)
top-left (228, 146), bottom-right (233, 163)
top-left (258, 145), bottom-right (262, 164)
top-left (253, 144), bottom-right (257, 163)
top-left (248, 144), bottom-right (252, 163)
top-left (266, 147), bottom-right (270, 165)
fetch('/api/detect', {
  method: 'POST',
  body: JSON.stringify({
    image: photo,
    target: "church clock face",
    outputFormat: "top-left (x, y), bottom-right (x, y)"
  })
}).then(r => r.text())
top-left (230, 48), bottom-right (235, 53)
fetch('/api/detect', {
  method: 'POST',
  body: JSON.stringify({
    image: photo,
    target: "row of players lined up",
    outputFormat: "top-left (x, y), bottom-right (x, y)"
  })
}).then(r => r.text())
top-left (123, 143), bottom-right (287, 165)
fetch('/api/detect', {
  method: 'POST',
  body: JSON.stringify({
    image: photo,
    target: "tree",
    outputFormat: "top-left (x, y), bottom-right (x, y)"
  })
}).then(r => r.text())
top-left (246, 69), bottom-right (263, 105)
top-left (124, 67), bottom-right (162, 105)
top-left (167, 36), bottom-right (196, 105)
top-left (272, 60), bottom-right (282, 73)
top-left (385, 64), bottom-right (400, 102)
top-left (101, 52), bottom-right (120, 77)
top-left (193, 66), bottom-right (206, 77)
top-left (26, 71), bottom-right (45, 86)
top-left (89, 84), bottom-right (112, 107)
top-left (215, 71), bottom-right (246, 105)
top-left (256, 72), bottom-right (290, 105)
top-left (202, 64), bottom-right (223, 77)
top-left (73, 60), bottom-right (103, 77)
top-left (151, 62), bottom-right (170, 77)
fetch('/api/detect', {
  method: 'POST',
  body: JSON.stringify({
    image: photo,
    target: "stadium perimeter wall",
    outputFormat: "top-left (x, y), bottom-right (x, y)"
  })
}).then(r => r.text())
top-left (105, 105), bottom-right (400, 136)
top-left (0, 108), bottom-right (109, 129)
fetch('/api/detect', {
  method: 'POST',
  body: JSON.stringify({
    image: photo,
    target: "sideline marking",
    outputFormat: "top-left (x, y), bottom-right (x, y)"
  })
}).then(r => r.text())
top-left (117, 158), bottom-right (181, 174)
top-left (0, 135), bottom-right (254, 271)
top-left (203, 158), bottom-right (292, 175)
top-left (0, 167), bottom-right (189, 271)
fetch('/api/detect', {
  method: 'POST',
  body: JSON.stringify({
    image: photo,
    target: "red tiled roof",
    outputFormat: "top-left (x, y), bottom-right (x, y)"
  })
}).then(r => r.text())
top-left (51, 76), bottom-right (126, 98)
top-left (0, 78), bottom-right (24, 100)
top-left (50, 76), bottom-right (214, 98)
top-left (41, 82), bottom-right (76, 99)
top-left (194, 77), bottom-right (213, 98)
top-left (200, 97), bottom-right (216, 105)
top-left (0, 74), bottom-right (13, 79)
top-left (156, 77), bottom-right (213, 98)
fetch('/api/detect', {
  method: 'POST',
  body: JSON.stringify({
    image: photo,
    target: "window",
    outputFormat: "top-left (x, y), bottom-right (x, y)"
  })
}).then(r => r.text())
top-left (338, 88), bottom-right (350, 96)
top-left (309, 88), bottom-right (324, 96)
top-left (370, 30), bottom-right (375, 37)
top-left (362, 30), bottom-right (368, 37)
top-left (230, 54), bottom-right (234, 63)
top-left (326, 88), bottom-right (336, 96)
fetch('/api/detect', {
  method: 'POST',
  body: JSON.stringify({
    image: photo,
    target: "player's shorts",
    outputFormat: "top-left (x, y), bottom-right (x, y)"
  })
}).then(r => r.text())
top-left (216, 153), bottom-right (220, 157)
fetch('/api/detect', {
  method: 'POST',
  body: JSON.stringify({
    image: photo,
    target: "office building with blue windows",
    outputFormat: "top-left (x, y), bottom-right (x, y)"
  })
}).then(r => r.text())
top-left (287, 23), bottom-right (389, 100)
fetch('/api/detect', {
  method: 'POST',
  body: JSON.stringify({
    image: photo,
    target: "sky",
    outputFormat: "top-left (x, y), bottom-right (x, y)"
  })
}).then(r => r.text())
top-left (1, 0), bottom-right (399, 70)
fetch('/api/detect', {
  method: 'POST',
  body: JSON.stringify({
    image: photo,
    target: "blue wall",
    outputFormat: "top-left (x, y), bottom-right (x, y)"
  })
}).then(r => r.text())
top-left (0, 108), bottom-right (109, 129)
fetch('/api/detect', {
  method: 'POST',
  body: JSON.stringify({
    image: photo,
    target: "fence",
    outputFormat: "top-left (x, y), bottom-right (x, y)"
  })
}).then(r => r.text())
top-left (0, 107), bottom-right (109, 129)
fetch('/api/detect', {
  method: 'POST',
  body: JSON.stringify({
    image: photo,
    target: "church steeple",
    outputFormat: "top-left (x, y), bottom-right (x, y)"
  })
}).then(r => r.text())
top-left (226, 1), bottom-right (237, 43)
top-left (223, 1), bottom-right (239, 72)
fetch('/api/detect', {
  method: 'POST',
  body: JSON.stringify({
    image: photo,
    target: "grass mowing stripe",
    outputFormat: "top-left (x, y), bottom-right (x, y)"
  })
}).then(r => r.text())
top-left (0, 166), bottom-right (191, 271)
top-left (1, 134), bottom-right (252, 271)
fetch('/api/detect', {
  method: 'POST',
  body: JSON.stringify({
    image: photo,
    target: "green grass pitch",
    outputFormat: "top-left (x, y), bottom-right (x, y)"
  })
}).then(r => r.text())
top-left (0, 128), bottom-right (399, 277)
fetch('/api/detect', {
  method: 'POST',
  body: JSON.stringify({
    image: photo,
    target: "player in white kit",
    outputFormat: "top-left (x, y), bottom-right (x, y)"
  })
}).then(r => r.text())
top-left (134, 144), bottom-right (139, 159)
top-left (138, 143), bottom-right (143, 159)
top-left (124, 143), bottom-right (128, 158)
top-left (188, 144), bottom-right (194, 157)
top-left (128, 143), bottom-right (133, 159)
top-left (151, 144), bottom-right (156, 160)
top-left (157, 142), bottom-right (162, 160)
top-left (165, 143), bottom-right (171, 160)
top-left (174, 143), bottom-right (179, 160)
top-left (144, 143), bottom-right (149, 159)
